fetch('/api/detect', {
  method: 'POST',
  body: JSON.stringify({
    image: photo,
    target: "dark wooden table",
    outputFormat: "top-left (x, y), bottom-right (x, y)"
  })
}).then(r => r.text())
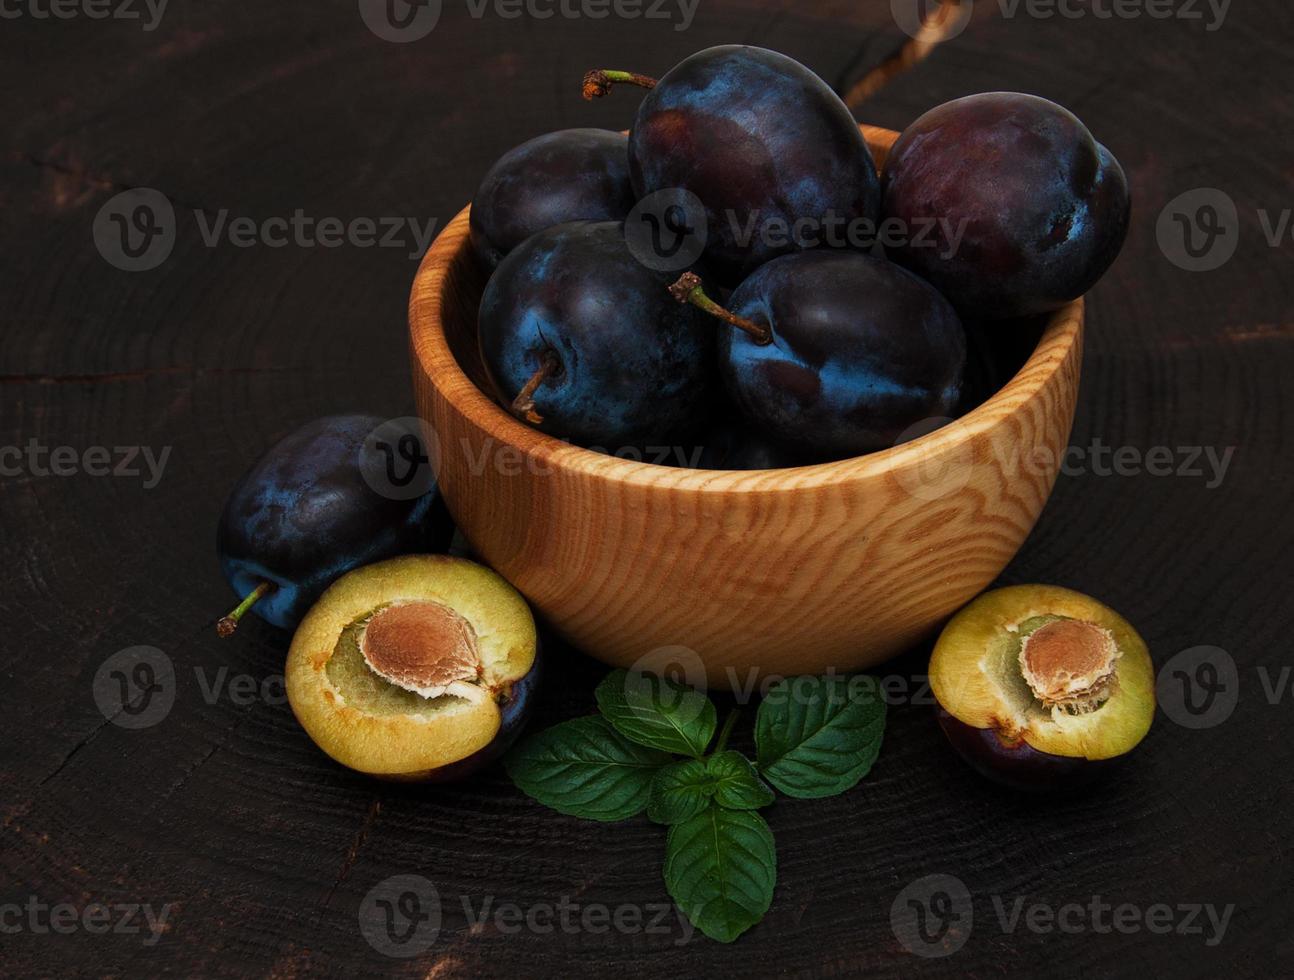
top-left (3, 1), bottom-right (1291, 976)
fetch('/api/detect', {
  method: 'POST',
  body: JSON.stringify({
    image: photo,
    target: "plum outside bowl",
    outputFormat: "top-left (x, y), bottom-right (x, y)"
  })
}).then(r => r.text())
top-left (408, 125), bottom-right (1083, 687)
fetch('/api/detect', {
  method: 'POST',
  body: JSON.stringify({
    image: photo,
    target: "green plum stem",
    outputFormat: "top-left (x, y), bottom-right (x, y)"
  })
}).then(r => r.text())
top-left (669, 272), bottom-right (773, 346)
top-left (216, 581), bottom-right (275, 638)
top-left (582, 69), bottom-right (658, 100)
top-left (711, 709), bottom-right (740, 756)
top-left (511, 351), bottom-right (562, 425)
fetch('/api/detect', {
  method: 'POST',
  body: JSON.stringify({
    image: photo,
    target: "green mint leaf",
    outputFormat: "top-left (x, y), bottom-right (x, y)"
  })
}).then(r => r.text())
top-left (755, 675), bottom-right (886, 799)
top-left (647, 759), bottom-right (711, 825)
top-left (504, 716), bottom-right (671, 821)
top-left (664, 805), bottom-right (776, 943)
top-left (595, 668), bottom-right (717, 757)
top-left (706, 751), bottom-right (775, 811)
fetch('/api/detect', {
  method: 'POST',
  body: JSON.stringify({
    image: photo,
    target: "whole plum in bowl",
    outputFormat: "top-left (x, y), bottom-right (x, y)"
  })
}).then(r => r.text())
top-left (408, 123), bottom-right (1088, 687)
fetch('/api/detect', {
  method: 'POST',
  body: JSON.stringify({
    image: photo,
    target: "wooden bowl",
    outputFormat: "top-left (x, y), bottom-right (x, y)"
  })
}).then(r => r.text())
top-left (409, 125), bottom-right (1083, 687)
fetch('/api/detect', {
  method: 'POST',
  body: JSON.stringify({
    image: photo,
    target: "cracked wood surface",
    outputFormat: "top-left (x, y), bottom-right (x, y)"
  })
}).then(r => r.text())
top-left (2, 1), bottom-right (1292, 977)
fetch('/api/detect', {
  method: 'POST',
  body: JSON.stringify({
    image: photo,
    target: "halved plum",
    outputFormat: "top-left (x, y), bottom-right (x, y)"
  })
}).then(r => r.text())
top-left (929, 585), bottom-right (1154, 791)
top-left (285, 555), bottom-right (539, 781)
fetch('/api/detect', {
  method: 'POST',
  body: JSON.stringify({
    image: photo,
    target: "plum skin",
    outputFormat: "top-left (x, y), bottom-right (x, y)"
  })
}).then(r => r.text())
top-left (478, 220), bottom-right (715, 448)
top-left (217, 415), bottom-right (452, 630)
top-left (718, 251), bottom-right (966, 459)
top-left (415, 646), bottom-right (542, 783)
top-left (881, 92), bottom-right (1131, 319)
top-left (629, 45), bottom-right (880, 285)
top-left (470, 129), bottom-right (635, 270)
top-left (936, 706), bottom-right (1116, 793)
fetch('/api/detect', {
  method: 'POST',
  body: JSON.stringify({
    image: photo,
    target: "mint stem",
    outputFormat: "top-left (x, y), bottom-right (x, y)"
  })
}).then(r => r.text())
top-left (711, 709), bottom-right (740, 755)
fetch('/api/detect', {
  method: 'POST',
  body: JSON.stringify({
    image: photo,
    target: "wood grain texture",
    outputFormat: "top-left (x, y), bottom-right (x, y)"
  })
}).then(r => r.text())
top-left (410, 126), bottom-right (1084, 684)
top-left (2, 1), bottom-right (1292, 977)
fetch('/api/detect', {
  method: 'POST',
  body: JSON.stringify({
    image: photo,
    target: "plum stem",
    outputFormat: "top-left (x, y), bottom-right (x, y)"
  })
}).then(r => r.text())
top-left (510, 351), bottom-right (562, 425)
top-left (582, 69), bottom-right (658, 100)
top-left (669, 273), bottom-right (773, 346)
top-left (217, 581), bottom-right (275, 638)
top-left (711, 709), bottom-right (740, 755)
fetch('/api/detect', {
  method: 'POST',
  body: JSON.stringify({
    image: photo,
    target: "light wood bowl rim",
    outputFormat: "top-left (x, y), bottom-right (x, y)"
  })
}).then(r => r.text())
top-left (409, 125), bottom-right (1084, 494)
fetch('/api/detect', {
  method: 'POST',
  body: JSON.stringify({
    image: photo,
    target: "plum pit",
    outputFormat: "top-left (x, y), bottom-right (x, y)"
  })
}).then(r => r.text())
top-left (359, 601), bottom-right (482, 699)
top-left (1018, 617), bottom-right (1120, 715)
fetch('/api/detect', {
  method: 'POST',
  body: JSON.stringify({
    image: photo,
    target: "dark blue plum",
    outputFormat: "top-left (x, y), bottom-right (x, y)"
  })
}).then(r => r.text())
top-left (680, 251), bottom-right (966, 459)
top-left (478, 220), bottom-right (715, 448)
top-left (470, 129), bottom-right (635, 270)
top-left (881, 92), bottom-right (1131, 319)
top-left (624, 45), bottom-right (880, 284)
top-left (217, 415), bottom-right (452, 632)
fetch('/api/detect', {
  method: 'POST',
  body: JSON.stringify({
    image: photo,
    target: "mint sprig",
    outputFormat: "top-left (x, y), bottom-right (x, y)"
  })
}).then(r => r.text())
top-left (504, 668), bottom-right (887, 942)
top-left (755, 675), bottom-right (886, 799)
top-left (502, 715), bottom-right (671, 821)
top-left (665, 805), bottom-right (776, 944)
top-left (595, 668), bottom-right (717, 757)
top-left (647, 758), bottom-right (711, 824)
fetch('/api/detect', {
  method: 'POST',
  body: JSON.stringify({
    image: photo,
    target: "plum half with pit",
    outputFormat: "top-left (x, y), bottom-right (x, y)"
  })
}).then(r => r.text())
top-left (285, 555), bottom-right (540, 781)
top-left (929, 585), bottom-right (1155, 791)
top-left (881, 92), bottom-right (1130, 319)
